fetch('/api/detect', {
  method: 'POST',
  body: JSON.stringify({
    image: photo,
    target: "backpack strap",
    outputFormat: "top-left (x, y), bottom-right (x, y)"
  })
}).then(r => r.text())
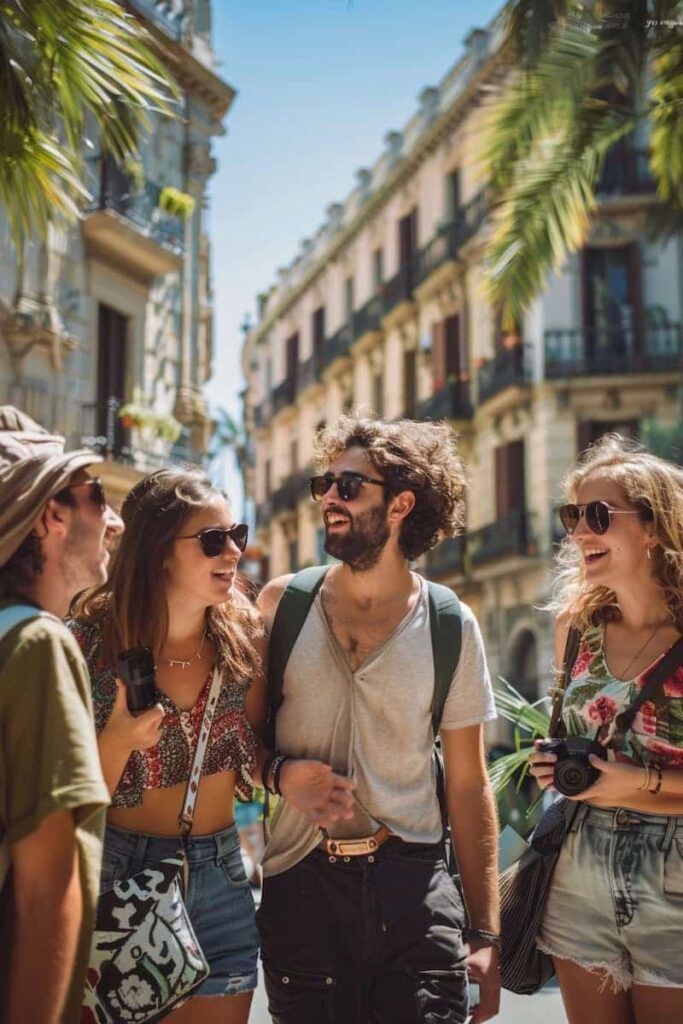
top-left (264, 565), bottom-right (330, 749)
top-left (427, 580), bottom-right (463, 736)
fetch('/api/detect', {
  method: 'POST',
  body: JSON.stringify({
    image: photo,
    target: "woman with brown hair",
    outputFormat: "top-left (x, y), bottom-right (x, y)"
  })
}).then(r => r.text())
top-left (529, 435), bottom-right (683, 1024)
top-left (69, 466), bottom-right (353, 1023)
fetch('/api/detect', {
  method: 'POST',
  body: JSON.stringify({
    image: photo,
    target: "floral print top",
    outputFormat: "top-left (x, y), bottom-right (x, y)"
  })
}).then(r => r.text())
top-left (562, 623), bottom-right (683, 767)
top-left (67, 619), bottom-right (257, 807)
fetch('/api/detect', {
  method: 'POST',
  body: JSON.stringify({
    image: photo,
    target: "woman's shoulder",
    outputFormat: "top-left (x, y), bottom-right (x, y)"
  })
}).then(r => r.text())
top-left (65, 616), bottom-right (102, 656)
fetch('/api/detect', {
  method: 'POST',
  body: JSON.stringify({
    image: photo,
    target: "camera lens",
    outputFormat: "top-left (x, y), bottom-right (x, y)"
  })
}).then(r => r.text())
top-left (554, 757), bottom-right (600, 797)
top-left (116, 647), bottom-right (158, 714)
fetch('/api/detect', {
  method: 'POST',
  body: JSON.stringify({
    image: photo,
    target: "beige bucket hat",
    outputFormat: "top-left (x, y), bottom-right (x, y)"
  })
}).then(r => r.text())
top-left (0, 406), bottom-right (102, 569)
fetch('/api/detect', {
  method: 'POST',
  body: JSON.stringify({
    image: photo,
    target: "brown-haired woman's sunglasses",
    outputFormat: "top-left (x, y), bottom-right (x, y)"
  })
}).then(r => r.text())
top-left (176, 524), bottom-right (249, 557)
top-left (558, 501), bottom-right (644, 536)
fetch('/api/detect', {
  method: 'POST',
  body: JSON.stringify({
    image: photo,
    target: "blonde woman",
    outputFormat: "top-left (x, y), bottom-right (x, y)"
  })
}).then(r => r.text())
top-left (529, 435), bottom-right (683, 1024)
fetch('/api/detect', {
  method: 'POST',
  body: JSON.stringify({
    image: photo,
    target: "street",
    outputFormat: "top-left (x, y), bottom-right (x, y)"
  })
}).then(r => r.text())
top-left (248, 973), bottom-right (566, 1023)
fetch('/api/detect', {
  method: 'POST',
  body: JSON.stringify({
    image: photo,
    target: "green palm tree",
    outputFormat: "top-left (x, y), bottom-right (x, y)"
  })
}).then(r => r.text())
top-left (482, 0), bottom-right (683, 328)
top-left (0, 0), bottom-right (177, 244)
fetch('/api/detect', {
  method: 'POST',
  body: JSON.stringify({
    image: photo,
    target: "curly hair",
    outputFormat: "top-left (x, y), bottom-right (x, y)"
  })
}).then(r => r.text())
top-left (313, 414), bottom-right (466, 561)
top-left (71, 467), bottom-right (263, 680)
top-left (0, 486), bottom-right (77, 598)
top-left (550, 434), bottom-right (683, 632)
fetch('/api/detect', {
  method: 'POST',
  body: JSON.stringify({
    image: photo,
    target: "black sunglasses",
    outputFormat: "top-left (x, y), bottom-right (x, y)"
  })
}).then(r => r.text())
top-left (310, 472), bottom-right (387, 503)
top-left (177, 523), bottom-right (249, 557)
top-left (558, 501), bottom-right (643, 536)
top-left (57, 476), bottom-right (107, 510)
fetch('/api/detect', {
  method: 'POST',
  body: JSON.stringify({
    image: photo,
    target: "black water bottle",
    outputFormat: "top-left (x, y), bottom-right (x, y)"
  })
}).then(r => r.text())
top-left (116, 647), bottom-right (158, 714)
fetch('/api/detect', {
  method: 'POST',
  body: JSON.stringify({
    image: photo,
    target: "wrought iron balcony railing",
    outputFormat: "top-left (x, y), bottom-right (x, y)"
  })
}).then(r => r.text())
top-left (477, 344), bottom-right (530, 404)
top-left (468, 509), bottom-right (537, 567)
top-left (544, 322), bottom-right (682, 378)
top-left (416, 380), bottom-right (473, 422)
top-left (89, 156), bottom-right (184, 255)
top-left (425, 536), bottom-right (467, 578)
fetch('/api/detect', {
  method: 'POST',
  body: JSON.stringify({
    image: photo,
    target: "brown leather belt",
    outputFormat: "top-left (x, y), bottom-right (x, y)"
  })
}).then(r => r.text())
top-left (322, 826), bottom-right (392, 857)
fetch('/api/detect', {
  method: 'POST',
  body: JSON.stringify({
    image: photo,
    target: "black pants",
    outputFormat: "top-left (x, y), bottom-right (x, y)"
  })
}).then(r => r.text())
top-left (257, 839), bottom-right (468, 1024)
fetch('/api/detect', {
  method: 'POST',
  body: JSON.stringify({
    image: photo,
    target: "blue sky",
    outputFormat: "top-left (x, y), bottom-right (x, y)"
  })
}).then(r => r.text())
top-left (205, 0), bottom-right (502, 501)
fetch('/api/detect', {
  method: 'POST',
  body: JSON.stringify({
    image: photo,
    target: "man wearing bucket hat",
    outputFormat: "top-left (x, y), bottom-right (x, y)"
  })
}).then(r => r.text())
top-left (0, 406), bottom-right (123, 1023)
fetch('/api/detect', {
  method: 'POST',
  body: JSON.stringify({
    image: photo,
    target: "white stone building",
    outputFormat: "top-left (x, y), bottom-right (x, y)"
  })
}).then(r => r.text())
top-left (0, 0), bottom-right (234, 504)
top-left (241, 8), bottom-right (682, 709)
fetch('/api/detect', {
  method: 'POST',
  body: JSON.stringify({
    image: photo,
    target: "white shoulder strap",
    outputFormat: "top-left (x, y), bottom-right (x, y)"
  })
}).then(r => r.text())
top-left (0, 604), bottom-right (52, 891)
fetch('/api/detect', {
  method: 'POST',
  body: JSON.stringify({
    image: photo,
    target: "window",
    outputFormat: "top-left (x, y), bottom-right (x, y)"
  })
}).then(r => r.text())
top-left (398, 208), bottom-right (418, 270)
top-left (495, 440), bottom-right (525, 519)
top-left (344, 278), bottom-right (355, 322)
top-left (285, 332), bottom-right (299, 382)
top-left (372, 372), bottom-right (384, 417)
top-left (583, 244), bottom-right (642, 361)
top-left (312, 307), bottom-right (325, 359)
top-left (97, 304), bottom-right (127, 448)
top-left (264, 458), bottom-right (272, 498)
top-left (431, 315), bottom-right (465, 389)
top-left (403, 350), bottom-right (417, 417)
top-left (578, 419), bottom-right (639, 454)
top-left (372, 249), bottom-right (384, 289)
top-left (445, 169), bottom-right (461, 220)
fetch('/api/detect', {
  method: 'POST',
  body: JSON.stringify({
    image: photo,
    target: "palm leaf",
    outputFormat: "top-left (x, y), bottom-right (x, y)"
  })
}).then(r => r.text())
top-left (487, 678), bottom-right (551, 797)
top-left (650, 42), bottom-right (683, 208)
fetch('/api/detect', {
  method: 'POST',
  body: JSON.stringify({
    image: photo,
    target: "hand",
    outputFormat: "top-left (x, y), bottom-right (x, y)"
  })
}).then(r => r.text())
top-left (102, 680), bottom-right (165, 753)
top-left (570, 755), bottom-right (649, 807)
top-left (466, 942), bottom-right (500, 1024)
top-left (528, 739), bottom-right (557, 791)
top-left (278, 759), bottom-right (355, 828)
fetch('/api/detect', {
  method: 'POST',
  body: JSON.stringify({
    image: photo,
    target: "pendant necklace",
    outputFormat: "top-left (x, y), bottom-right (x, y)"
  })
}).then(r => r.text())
top-left (161, 631), bottom-right (206, 670)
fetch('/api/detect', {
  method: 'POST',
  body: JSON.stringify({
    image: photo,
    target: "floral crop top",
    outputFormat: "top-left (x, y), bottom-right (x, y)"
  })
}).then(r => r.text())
top-left (562, 623), bottom-right (683, 767)
top-left (67, 619), bottom-right (257, 807)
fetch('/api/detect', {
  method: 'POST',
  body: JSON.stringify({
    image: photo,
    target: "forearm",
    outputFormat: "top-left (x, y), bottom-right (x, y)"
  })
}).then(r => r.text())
top-left (7, 853), bottom-right (82, 1024)
top-left (98, 730), bottom-right (132, 796)
top-left (449, 780), bottom-right (500, 932)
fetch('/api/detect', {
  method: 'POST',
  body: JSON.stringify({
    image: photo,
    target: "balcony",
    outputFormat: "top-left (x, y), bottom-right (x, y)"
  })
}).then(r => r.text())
top-left (297, 352), bottom-right (323, 394)
top-left (477, 344), bottom-right (530, 404)
top-left (319, 322), bottom-right (354, 372)
top-left (381, 261), bottom-right (417, 320)
top-left (597, 148), bottom-right (655, 197)
top-left (416, 380), bottom-right (473, 422)
top-left (253, 395), bottom-right (273, 429)
top-left (415, 219), bottom-right (462, 287)
top-left (425, 536), bottom-right (466, 578)
top-left (468, 510), bottom-right (537, 567)
top-left (128, 0), bottom-right (184, 40)
top-left (78, 397), bottom-right (204, 471)
top-left (255, 500), bottom-right (273, 530)
top-left (354, 294), bottom-right (383, 342)
top-left (544, 323), bottom-right (682, 378)
top-left (271, 471), bottom-right (310, 516)
top-left (82, 157), bottom-right (185, 277)
top-left (272, 377), bottom-right (297, 415)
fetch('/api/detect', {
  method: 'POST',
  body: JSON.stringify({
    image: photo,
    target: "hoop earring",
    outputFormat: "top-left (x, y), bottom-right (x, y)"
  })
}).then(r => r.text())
top-left (647, 546), bottom-right (652, 561)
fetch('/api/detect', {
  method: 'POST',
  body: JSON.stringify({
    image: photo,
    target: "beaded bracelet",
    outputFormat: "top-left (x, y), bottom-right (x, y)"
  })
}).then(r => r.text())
top-left (649, 764), bottom-right (663, 796)
top-left (272, 754), bottom-right (290, 796)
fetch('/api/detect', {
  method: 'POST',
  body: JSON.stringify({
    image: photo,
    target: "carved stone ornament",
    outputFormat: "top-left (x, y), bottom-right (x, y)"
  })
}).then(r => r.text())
top-left (1, 294), bottom-right (76, 372)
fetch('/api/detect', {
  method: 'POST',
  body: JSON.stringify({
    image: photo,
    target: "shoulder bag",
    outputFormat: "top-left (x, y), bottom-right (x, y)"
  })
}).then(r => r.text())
top-left (82, 664), bottom-right (225, 1023)
top-left (499, 628), bottom-right (683, 995)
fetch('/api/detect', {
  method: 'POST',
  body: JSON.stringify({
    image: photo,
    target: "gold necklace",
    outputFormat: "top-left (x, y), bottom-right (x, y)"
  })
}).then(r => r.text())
top-left (160, 632), bottom-right (206, 670)
top-left (617, 623), bottom-right (662, 680)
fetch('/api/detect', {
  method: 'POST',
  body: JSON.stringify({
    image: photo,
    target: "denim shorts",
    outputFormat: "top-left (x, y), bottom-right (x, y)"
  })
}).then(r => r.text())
top-left (101, 823), bottom-right (259, 996)
top-left (538, 803), bottom-right (683, 991)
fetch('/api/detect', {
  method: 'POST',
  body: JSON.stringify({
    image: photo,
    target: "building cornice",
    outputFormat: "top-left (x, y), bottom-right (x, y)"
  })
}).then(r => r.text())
top-left (245, 44), bottom-right (508, 351)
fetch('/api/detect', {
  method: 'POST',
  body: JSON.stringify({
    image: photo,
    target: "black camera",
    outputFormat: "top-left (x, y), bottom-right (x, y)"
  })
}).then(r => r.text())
top-left (537, 737), bottom-right (607, 797)
top-left (116, 647), bottom-right (158, 714)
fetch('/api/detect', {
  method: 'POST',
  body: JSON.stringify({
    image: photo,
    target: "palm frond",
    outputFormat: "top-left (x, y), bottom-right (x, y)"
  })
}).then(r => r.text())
top-left (487, 678), bottom-right (551, 797)
top-left (650, 42), bottom-right (683, 209)
top-left (503, 0), bottom-right (573, 68)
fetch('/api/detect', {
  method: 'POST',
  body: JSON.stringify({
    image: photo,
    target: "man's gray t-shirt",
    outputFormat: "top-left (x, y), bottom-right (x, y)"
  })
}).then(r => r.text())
top-left (262, 574), bottom-right (496, 877)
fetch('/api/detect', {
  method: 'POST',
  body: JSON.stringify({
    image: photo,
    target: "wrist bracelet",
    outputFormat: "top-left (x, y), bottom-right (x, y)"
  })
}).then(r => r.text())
top-left (262, 751), bottom-right (280, 796)
top-left (272, 754), bottom-right (289, 796)
top-left (637, 765), bottom-right (652, 792)
top-left (649, 764), bottom-right (663, 796)
top-left (463, 928), bottom-right (501, 949)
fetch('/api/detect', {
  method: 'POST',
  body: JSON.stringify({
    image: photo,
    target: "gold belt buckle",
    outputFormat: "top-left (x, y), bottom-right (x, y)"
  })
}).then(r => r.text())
top-left (326, 836), bottom-right (379, 856)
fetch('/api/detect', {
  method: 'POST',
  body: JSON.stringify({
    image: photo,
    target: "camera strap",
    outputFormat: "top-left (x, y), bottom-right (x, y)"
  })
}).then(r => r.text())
top-left (607, 635), bottom-right (683, 748)
top-left (548, 626), bottom-right (582, 739)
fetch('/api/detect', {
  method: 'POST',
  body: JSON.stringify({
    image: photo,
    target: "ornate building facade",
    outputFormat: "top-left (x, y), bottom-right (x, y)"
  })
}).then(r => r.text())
top-left (241, 9), bottom-right (682, 707)
top-left (0, 0), bottom-right (233, 503)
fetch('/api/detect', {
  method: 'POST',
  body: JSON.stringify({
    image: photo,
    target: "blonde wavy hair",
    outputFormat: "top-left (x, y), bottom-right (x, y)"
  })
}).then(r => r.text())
top-left (550, 434), bottom-right (683, 632)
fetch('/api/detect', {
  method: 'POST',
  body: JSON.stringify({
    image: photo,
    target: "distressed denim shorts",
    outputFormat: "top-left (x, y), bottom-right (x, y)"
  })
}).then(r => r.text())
top-left (538, 804), bottom-right (683, 991)
top-left (101, 822), bottom-right (259, 996)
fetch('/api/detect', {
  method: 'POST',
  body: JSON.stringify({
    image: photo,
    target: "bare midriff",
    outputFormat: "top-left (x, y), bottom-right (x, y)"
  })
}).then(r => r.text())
top-left (106, 768), bottom-right (239, 836)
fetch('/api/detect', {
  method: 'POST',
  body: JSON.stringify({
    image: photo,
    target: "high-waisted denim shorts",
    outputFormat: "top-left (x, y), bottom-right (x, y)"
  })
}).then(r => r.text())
top-left (538, 803), bottom-right (683, 991)
top-left (101, 823), bottom-right (259, 996)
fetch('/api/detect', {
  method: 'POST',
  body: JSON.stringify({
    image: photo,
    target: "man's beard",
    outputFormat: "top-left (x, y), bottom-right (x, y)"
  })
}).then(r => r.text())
top-left (324, 504), bottom-right (390, 571)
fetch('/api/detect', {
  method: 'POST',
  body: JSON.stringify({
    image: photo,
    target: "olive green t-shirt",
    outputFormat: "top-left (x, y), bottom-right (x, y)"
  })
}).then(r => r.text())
top-left (0, 602), bottom-right (109, 1023)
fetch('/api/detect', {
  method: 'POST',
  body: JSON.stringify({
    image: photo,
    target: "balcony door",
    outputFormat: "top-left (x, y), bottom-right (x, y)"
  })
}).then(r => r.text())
top-left (97, 304), bottom-right (127, 448)
top-left (495, 440), bottom-right (525, 520)
top-left (583, 244), bottom-right (642, 367)
top-left (398, 208), bottom-right (418, 286)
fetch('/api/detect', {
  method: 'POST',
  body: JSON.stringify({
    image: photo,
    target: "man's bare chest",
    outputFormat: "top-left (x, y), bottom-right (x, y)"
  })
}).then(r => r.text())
top-left (322, 604), bottom-right (411, 673)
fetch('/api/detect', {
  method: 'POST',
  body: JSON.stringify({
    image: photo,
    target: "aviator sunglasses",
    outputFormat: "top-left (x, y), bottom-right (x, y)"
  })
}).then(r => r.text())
top-left (57, 476), bottom-right (107, 510)
top-left (310, 471), bottom-right (387, 503)
top-left (558, 500), bottom-right (646, 536)
top-left (177, 523), bottom-right (249, 557)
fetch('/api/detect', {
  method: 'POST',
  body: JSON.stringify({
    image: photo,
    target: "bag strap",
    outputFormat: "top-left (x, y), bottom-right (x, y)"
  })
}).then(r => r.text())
top-left (427, 580), bottom-right (463, 737)
top-left (609, 635), bottom-right (683, 746)
top-left (264, 565), bottom-right (330, 749)
top-left (177, 664), bottom-right (224, 838)
top-left (548, 626), bottom-right (582, 739)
